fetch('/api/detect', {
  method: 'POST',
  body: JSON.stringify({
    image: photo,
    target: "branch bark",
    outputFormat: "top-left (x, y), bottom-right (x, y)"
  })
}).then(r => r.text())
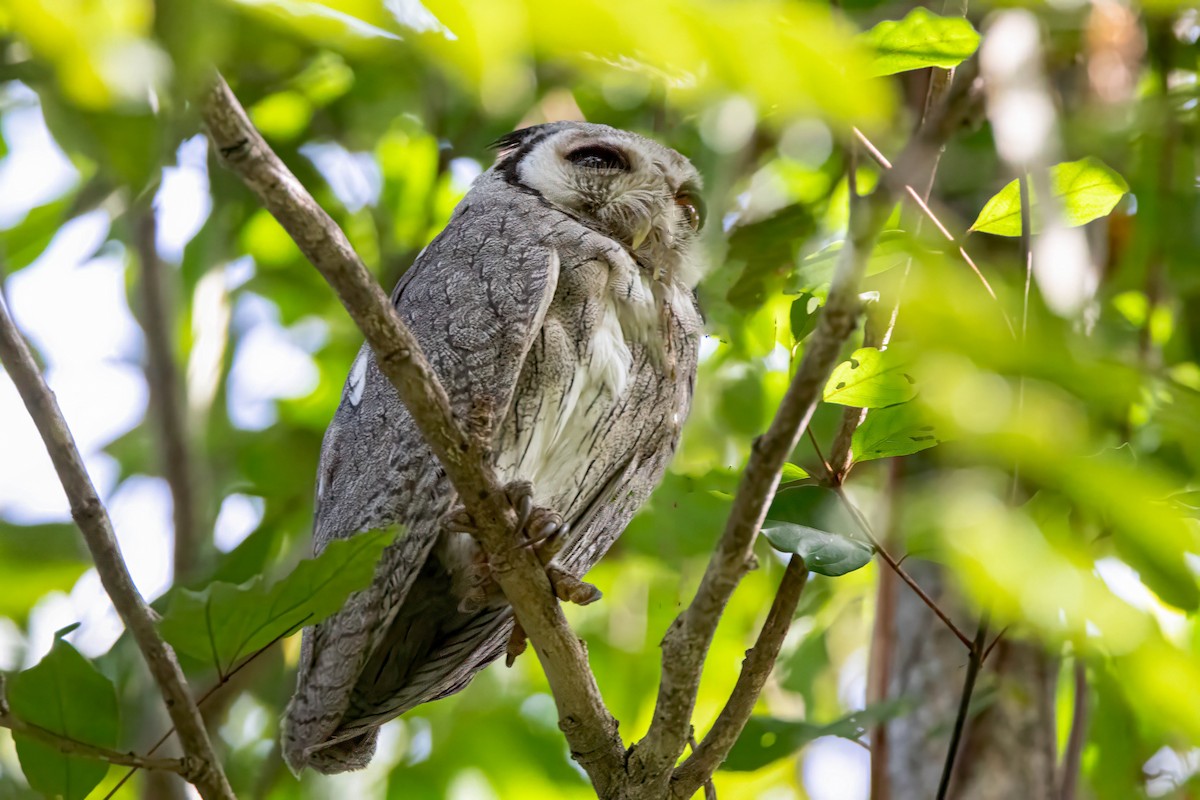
top-left (0, 299), bottom-right (234, 800)
top-left (0, 709), bottom-right (193, 777)
top-left (133, 210), bottom-right (203, 584)
top-left (198, 73), bottom-right (626, 792)
top-left (670, 557), bottom-right (809, 798)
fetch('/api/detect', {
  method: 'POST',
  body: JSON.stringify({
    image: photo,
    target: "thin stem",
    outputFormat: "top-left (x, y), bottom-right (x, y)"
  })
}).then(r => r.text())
top-left (935, 617), bottom-right (990, 800)
top-left (836, 487), bottom-right (974, 650)
top-left (1058, 659), bottom-right (1089, 800)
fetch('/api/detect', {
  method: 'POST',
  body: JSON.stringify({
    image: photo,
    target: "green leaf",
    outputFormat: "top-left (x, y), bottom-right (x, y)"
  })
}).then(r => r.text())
top-left (725, 204), bottom-right (817, 310)
top-left (8, 634), bottom-right (118, 800)
top-left (723, 700), bottom-right (909, 771)
top-left (859, 8), bottom-right (981, 77)
top-left (970, 157), bottom-right (1129, 236)
top-left (823, 347), bottom-right (917, 408)
top-left (852, 403), bottom-right (942, 463)
top-left (781, 463), bottom-right (810, 482)
top-left (761, 522), bottom-right (873, 577)
top-left (1, 197), bottom-right (81, 275)
top-left (158, 527), bottom-right (399, 673)
top-left (789, 293), bottom-right (821, 343)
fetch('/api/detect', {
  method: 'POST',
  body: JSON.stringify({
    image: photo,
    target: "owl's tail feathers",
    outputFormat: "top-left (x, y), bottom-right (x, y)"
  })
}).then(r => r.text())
top-left (283, 725), bottom-right (379, 776)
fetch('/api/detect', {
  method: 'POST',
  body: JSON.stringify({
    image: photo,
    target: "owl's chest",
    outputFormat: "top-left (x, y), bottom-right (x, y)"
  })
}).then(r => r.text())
top-left (495, 252), bottom-right (689, 514)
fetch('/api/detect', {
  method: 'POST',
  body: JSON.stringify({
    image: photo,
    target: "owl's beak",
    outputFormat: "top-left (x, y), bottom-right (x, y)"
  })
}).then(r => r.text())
top-left (630, 216), bottom-right (653, 251)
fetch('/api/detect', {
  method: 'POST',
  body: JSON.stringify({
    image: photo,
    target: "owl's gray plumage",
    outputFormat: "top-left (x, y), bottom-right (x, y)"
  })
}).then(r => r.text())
top-left (282, 122), bottom-right (704, 774)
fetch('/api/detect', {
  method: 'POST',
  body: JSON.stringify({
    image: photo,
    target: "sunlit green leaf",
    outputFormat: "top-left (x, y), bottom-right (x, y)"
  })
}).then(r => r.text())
top-left (781, 463), bottom-right (810, 482)
top-left (970, 158), bottom-right (1129, 236)
top-left (859, 8), bottom-right (981, 76)
top-left (8, 633), bottom-right (118, 800)
top-left (791, 230), bottom-right (913, 291)
top-left (723, 701), bottom-right (908, 771)
top-left (852, 403), bottom-right (942, 463)
top-left (761, 522), bottom-right (872, 576)
top-left (823, 347), bottom-right (917, 408)
top-left (158, 527), bottom-right (399, 673)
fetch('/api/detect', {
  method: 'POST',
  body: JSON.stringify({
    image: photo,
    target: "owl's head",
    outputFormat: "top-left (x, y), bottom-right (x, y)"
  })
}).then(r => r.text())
top-left (493, 122), bottom-right (705, 286)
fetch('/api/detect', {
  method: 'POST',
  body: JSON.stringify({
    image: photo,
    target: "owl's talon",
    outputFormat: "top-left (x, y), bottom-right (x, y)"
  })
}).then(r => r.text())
top-left (443, 507), bottom-right (478, 535)
top-left (505, 481), bottom-right (535, 532)
top-left (505, 620), bottom-right (527, 667)
top-left (547, 565), bottom-right (602, 606)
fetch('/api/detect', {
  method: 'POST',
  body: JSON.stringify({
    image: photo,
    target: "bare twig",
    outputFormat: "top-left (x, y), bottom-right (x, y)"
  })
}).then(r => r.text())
top-left (0, 711), bottom-right (194, 776)
top-left (935, 616), bottom-right (990, 800)
top-left (0, 298), bottom-right (234, 800)
top-left (670, 557), bottom-right (809, 798)
top-left (1059, 659), bottom-right (1088, 800)
top-left (199, 73), bottom-right (626, 790)
top-left (836, 487), bottom-right (974, 650)
top-left (134, 210), bottom-right (202, 584)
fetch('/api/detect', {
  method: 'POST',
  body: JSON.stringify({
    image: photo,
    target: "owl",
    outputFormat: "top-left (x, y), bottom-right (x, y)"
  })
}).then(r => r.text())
top-left (282, 121), bottom-right (705, 774)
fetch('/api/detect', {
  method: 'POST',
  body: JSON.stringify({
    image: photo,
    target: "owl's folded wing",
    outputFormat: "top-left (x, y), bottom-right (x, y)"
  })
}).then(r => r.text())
top-left (282, 176), bottom-right (564, 773)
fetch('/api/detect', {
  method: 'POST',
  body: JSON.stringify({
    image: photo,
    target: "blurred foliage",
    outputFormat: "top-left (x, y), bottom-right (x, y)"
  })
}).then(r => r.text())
top-left (0, 0), bottom-right (1197, 799)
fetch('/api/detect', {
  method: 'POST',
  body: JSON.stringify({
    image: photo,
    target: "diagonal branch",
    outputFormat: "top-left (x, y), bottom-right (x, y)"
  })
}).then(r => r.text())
top-left (0, 298), bottom-right (234, 800)
top-left (198, 73), bottom-right (626, 792)
top-left (629, 66), bottom-right (984, 796)
top-left (670, 556), bottom-right (809, 798)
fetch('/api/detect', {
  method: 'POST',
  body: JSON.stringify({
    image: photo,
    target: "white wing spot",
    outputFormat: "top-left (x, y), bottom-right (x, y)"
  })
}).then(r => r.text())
top-left (348, 351), bottom-right (368, 407)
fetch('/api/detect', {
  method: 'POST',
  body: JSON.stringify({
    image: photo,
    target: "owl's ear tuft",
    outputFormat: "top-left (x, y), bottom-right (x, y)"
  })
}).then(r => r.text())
top-left (490, 123), bottom-right (572, 167)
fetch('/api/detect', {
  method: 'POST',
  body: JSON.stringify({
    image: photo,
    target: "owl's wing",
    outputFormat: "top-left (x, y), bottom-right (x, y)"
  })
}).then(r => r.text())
top-left (283, 175), bottom-right (562, 773)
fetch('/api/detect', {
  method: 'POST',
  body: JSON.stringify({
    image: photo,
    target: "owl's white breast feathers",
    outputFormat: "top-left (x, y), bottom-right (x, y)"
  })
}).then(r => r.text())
top-left (499, 250), bottom-right (672, 508)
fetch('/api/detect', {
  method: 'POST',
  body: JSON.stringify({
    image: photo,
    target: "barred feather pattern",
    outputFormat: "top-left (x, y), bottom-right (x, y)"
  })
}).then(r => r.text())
top-left (282, 123), bottom-right (703, 774)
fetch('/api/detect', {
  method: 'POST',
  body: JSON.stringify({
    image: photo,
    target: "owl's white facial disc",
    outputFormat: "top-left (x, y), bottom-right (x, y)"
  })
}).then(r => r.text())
top-left (498, 122), bottom-right (705, 286)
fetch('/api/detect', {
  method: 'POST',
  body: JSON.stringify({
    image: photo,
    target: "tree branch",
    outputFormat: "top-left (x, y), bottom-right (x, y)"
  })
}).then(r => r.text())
top-left (670, 556), bottom-right (809, 798)
top-left (133, 210), bottom-right (203, 584)
top-left (198, 73), bottom-right (625, 791)
top-left (0, 298), bottom-right (234, 800)
top-left (0, 704), bottom-right (193, 777)
top-left (625, 66), bottom-right (983, 796)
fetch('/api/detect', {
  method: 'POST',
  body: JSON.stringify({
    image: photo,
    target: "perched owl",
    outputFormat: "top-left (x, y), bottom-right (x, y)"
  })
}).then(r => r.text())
top-left (283, 121), bottom-right (705, 774)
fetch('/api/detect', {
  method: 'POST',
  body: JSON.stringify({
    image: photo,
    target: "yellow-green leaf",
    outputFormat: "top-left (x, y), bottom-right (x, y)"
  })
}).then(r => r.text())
top-left (823, 347), bottom-right (917, 408)
top-left (859, 8), bottom-right (981, 77)
top-left (970, 157), bottom-right (1129, 237)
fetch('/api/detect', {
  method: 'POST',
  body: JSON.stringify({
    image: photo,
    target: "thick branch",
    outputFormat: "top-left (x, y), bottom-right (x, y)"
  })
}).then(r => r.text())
top-left (134, 211), bottom-right (202, 584)
top-left (198, 73), bottom-right (625, 790)
top-left (670, 557), bottom-right (809, 797)
top-left (0, 300), bottom-right (234, 800)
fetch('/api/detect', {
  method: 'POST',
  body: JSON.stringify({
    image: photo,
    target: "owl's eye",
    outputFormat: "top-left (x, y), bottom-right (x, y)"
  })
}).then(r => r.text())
top-left (675, 192), bottom-right (704, 231)
top-left (566, 144), bottom-right (630, 172)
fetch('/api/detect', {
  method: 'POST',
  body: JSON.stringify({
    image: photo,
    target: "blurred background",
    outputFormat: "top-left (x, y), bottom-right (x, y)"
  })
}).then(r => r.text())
top-left (0, 0), bottom-right (1199, 798)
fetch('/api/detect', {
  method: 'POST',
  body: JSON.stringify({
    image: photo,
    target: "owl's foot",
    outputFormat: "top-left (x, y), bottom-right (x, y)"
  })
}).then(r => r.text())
top-left (444, 480), bottom-right (601, 612)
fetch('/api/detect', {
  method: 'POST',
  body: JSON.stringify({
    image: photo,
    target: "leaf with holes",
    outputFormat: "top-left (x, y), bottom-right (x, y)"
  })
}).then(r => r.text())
top-left (852, 403), bottom-right (942, 463)
top-left (823, 347), bottom-right (916, 408)
top-left (970, 157), bottom-right (1129, 236)
top-left (723, 700), bottom-right (911, 771)
top-left (8, 629), bottom-right (119, 800)
top-left (158, 527), bottom-right (399, 674)
top-left (860, 8), bottom-right (981, 77)
top-left (761, 522), bottom-right (873, 577)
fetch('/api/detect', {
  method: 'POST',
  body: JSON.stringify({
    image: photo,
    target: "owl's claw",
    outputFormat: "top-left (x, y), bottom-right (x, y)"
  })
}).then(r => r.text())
top-left (547, 565), bottom-right (602, 606)
top-left (505, 619), bottom-right (527, 667)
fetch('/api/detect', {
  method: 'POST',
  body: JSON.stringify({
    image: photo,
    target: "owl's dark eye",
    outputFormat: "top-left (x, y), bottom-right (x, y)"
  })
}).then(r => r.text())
top-left (675, 192), bottom-right (704, 231)
top-left (566, 144), bottom-right (630, 172)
